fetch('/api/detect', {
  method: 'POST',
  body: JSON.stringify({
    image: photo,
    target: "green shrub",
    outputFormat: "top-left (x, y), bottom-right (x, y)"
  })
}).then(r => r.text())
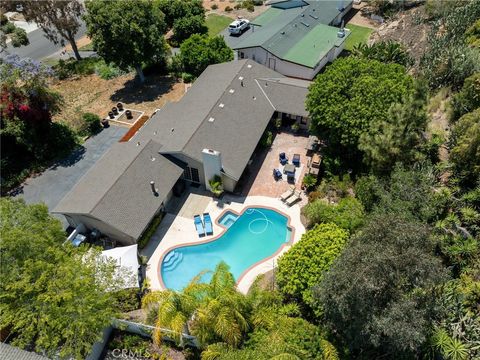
top-left (0, 13), bottom-right (8, 26)
top-left (1, 21), bottom-right (16, 34)
top-left (234, 3), bottom-right (242, 10)
top-left (138, 213), bottom-right (164, 249)
top-left (450, 72), bottom-right (480, 122)
top-left (81, 112), bottom-right (102, 136)
top-left (243, 0), bottom-right (255, 11)
top-left (260, 130), bottom-right (273, 147)
top-left (182, 72), bottom-right (195, 83)
top-left (94, 61), bottom-right (126, 80)
top-left (209, 175), bottom-right (224, 197)
top-left (10, 27), bottom-right (29, 47)
top-left (54, 57), bottom-right (100, 79)
top-left (303, 196), bottom-right (365, 231)
top-left (277, 223), bottom-right (349, 311)
top-left (113, 288), bottom-right (140, 313)
top-left (302, 174), bottom-right (317, 190)
top-left (225, 6), bottom-right (233, 12)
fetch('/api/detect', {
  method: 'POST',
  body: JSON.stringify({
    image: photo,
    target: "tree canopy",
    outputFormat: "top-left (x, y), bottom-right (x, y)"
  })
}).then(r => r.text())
top-left (449, 108), bottom-right (480, 188)
top-left (450, 72), bottom-right (480, 122)
top-left (172, 15), bottom-right (208, 45)
top-left (84, 0), bottom-right (169, 82)
top-left (0, 198), bottom-right (123, 359)
top-left (179, 34), bottom-right (233, 77)
top-left (306, 57), bottom-right (414, 163)
top-left (315, 215), bottom-right (448, 358)
top-left (21, 0), bottom-right (84, 60)
top-left (154, 0), bottom-right (204, 29)
top-left (276, 223), bottom-right (349, 314)
top-left (352, 40), bottom-right (414, 67)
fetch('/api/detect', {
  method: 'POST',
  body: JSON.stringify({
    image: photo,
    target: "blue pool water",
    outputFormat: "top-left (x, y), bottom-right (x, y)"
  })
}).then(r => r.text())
top-left (161, 207), bottom-right (291, 291)
top-left (218, 211), bottom-right (239, 228)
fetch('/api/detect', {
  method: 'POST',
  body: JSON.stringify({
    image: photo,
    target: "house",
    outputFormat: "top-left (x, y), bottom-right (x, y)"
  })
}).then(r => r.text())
top-left (53, 60), bottom-right (310, 245)
top-left (234, 0), bottom-right (353, 80)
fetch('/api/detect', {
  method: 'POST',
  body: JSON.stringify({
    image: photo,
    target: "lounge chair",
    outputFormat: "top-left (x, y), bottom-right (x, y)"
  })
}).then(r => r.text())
top-left (286, 190), bottom-right (302, 206)
top-left (279, 152), bottom-right (288, 165)
top-left (273, 168), bottom-right (282, 180)
top-left (280, 186), bottom-right (295, 202)
top-left (194, 215), bottom-right (205, 237)
top-left (203, 213), bottom-right (213, 236)
top-left (292, 153), bottom-right (300, 167)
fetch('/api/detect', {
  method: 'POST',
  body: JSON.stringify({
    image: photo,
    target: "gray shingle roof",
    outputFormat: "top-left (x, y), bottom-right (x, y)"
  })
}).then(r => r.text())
top-left (0, 343), bottom-right (48, 360)
top-left (53, 140), bottom-right (183, 239)
top-left (134, 60), bottom-right (310, 180)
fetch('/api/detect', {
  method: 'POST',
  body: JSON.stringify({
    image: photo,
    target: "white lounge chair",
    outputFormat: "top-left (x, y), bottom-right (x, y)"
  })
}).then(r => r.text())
top-left (286, 190), bottom-right (302, 206)
top-left (280, 186), bottom-right (295, 202)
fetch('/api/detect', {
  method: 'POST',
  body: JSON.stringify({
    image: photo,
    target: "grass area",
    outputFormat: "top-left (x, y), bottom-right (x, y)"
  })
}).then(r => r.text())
top-left (206, 13), bottom-right (232, 36)
top-left (344, 24), bottom-right (374, 51)
top-left (79, 42), bottom-right (95, 51)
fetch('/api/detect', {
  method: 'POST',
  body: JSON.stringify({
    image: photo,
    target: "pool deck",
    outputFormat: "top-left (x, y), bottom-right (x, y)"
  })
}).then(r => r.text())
top-left (144, 194), bottom-right (305, 294)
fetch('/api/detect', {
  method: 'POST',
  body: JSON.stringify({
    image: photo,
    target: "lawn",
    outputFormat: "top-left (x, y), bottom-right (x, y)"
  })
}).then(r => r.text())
top-left (344, 24), bottom-right (374, 51)
top-left (206, 13), bottom-right (232, 36)
top-left (79, 42), bottom-right (95, 51)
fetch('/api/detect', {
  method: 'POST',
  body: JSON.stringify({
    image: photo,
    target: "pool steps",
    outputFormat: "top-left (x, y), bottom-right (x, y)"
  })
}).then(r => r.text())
top-left (163, 251), bottom-right (183, 272)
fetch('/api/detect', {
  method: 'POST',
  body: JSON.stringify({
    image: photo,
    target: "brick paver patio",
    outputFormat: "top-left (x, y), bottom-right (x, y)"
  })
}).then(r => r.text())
top-left (242, 132), bottom-right (310, 204)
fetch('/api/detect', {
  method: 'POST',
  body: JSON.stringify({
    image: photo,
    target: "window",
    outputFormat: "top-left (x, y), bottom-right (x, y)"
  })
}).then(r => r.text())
top-left (183, 167), bottom-right (192, 181)
top-left (298, 116), bottom-right (307, 125)
top-left (191, 168), bottom-right (200, 183)
top-left (239, 52), bottom-right (245, 59)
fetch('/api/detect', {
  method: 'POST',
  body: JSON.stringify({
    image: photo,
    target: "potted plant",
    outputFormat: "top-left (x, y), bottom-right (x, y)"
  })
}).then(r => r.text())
top-left (209, 175), bottom-right (224, 198)
top-left (275, 118), bottom-right (282, 131)
top-left (291, 122), bottom-right (300, 133)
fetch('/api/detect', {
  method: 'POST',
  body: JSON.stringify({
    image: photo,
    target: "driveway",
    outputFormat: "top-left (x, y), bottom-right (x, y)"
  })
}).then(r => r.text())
top-left (14, 125), bottom-right (128, 224)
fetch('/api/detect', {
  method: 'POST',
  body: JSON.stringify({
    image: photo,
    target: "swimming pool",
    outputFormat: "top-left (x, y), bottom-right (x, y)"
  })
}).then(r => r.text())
top-left (161, 207), bottom-right (292, 291)
top-left (218, 211), bottom-right (239, 228)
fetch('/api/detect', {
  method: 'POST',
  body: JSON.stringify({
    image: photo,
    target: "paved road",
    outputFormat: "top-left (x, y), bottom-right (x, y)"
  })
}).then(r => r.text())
top-left (13, 125), bottom-right (127, 225)
top-left (220, 24), bottom-right (256, 49)
top-left (2, 21), bottom-right (86, 61)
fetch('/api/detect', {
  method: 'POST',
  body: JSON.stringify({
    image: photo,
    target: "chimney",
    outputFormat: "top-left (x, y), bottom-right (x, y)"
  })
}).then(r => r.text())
top-left (150, 181), bottom-right (158, 196)
top-left (202, 149), bottom-right (222, 191)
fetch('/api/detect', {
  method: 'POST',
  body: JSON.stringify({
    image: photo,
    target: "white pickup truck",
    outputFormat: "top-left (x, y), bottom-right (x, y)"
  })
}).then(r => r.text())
top-left (228, 18), bottom-right (250, 35)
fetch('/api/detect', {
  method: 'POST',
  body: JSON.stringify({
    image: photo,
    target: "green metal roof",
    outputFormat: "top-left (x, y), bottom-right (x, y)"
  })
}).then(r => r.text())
top-left (234, 0), bottom-right (353, 68)
top-left (283, 23), bottom-right (348, 67)
top-left (251, 7), bottom-right (283, 26)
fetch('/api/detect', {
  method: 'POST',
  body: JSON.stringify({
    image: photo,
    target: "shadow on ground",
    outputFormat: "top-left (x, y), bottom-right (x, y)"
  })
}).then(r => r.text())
top-left (110, 75), bottom-right (176, 105)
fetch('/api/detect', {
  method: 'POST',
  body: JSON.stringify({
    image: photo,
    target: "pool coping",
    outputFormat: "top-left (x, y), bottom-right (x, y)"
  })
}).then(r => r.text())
top-left (157, 205), bottom-right (295, 291)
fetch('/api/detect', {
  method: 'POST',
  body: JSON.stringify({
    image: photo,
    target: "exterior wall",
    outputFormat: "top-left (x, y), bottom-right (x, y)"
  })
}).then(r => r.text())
top-left (167, 152), bottom-right (206, 187)
top-left (61, 213), bottom-right (136, 245)
top-left (331, 3), bottom-right (353, 26)
top-left (202, 149), bottom-right (223, 190)
top-left (221, 175), bottom-right (237, 193)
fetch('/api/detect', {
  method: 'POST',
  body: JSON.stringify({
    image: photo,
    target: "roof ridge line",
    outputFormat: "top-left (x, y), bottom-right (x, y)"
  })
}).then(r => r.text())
top-left (254, 78), bottom-right (276, 110)
top-left (180, 60), bottom-right (251, 153)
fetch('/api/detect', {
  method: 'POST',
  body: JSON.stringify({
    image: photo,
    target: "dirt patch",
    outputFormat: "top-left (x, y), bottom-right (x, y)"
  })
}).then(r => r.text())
top-left (203, 0), bottom-right (269, 20)
top-left (369, 6), bottom-right (430, 65)
top-left (50, 73), bottom-right (185, 131)
top-left (65, 35), bottom-right (91, 51)
top-left (344, 3), bottom-right (380, 29)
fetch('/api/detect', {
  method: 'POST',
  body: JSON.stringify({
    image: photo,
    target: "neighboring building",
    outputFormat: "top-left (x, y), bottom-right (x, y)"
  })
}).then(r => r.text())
top-left (53, 60), bottom-right (310, 245)
top-left (234, 0), bottom-right (353, 79)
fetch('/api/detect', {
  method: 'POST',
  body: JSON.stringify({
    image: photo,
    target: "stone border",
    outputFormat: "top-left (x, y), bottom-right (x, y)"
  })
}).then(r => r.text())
top-left (157, 205), bottom-right (295, 290)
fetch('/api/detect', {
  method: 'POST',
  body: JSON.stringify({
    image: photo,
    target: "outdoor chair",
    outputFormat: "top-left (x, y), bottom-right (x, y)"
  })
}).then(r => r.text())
top-left (203, 213), bottom-right (213, 236)
top-left (280, 186), bottom-right (295, 202)
top-left (286, 190), bottom-right (302, 206)
top-left (279, 152), bottom-right (288, 165)
top-left (194, 215), bottom-right (205, 237)
top-left (273, 168), bottom-right (282, 180)
top-left (292, 153), bottom-right (301, 167)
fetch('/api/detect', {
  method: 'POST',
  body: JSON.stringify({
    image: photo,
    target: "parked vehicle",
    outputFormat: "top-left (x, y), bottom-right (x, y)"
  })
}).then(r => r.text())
top-left (228, 19), bottom-right (250, 35)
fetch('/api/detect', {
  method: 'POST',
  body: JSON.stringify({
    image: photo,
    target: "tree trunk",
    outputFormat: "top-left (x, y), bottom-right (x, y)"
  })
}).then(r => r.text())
top-left (68, 32), bottom-right (82, 61)
top-left (135, 65), bottom-right (145, 84)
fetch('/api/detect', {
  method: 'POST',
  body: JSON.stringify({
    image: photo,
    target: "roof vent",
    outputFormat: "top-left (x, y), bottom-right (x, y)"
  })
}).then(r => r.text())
top-left (229, 89), bottom-right (235, 94)
top-left (171, 128), bottom-right (174, 132)
top-left (151, 155), bottom-right (156, 161)
top-left (309, 14), bottom-right (318, 19)
top-left (253, 96), bottom-right (256, 100)
top-left (219, 103), bottom-right (225, 108)
top-left (136, 141), bottom-right (140, 146)
top-left (247, 64), bottom-right (252, 68)
top-left (153, 131), bottom-right (157, 135)
top-left (239, 76), bottom-right (244, 80)
top-left (150, 181), bottom-right (158, 196)
top-left (281, 31), bottom-right (285, 35)
top-left (301, 14), bottom-right (304, 17)
top-left (301, 21), bottom-right (310, 27)
top-left (208, 117), bottom-right (215, 122)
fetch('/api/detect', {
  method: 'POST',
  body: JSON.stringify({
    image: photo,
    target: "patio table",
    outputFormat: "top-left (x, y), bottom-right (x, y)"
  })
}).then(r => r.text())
top-left (284, 164), bottom-right (296, 174)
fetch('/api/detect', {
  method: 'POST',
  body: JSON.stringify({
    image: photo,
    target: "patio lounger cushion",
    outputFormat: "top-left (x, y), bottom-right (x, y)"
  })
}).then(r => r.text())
top-left (280, 186), bottom-right (295, 201)
top-left (292, 154), bottom-right (300, 166)
top-left (273, 168), bottom-right (282, 179)
top-left (194, 215), bottom-right (205, 237)
top-left (286, 190), bottom-right (302, 206)
top-left (203, 213), bottom-right (213, 236)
